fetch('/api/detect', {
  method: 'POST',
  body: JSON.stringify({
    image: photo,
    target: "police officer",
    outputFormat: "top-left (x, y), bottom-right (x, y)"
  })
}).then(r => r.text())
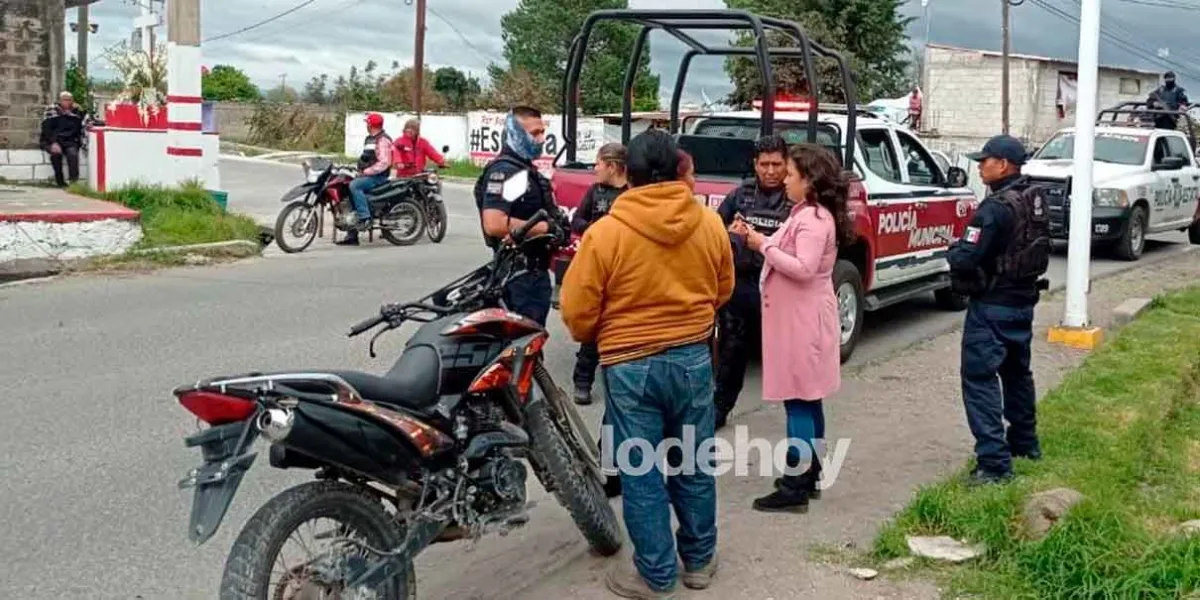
top-left (1150, 71), bottom-right (1189, 130)
top-left (712, 134), bottom-right (791, 430)
top-left (474, 105), bottom-right (562, 326)
top-left (949, 134), bottom-right (1051, 486)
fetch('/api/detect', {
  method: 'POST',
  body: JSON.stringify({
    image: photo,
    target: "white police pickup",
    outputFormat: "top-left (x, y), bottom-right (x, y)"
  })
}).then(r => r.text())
top-left (1023, 126), bottom-right (1200, 260)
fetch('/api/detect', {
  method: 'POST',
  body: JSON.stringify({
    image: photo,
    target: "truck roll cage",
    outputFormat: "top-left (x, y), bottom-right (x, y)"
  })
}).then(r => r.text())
top-left (1097, 101), bottom-right (1197, 152)
top-left (560, 9), bottom-right (858, 169)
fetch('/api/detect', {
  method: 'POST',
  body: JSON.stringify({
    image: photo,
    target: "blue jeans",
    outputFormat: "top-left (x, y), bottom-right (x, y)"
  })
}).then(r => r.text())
top-left (503, 269), bottom-right (551, 326)
top-left (961, 301), bottom-right (1039, 474)
top-left (784, 400), bottom-right (826, 468)
top-left (349, 173), bottom-right (388, 221)
top-left (603, 342), bottom-right (717, 591)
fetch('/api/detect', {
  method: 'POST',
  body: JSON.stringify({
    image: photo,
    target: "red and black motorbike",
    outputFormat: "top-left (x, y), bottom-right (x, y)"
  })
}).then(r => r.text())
top-left (273, 154), bottom-right (449, 253)
top-left (175, 209), bottom-right (619, 599)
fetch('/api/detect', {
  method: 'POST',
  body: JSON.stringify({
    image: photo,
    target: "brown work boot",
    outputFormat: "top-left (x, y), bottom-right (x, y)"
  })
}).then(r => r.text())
top-left (681, 552), bottom-right (718, 590)
top-left (605, 563), bottom-right (676, 599)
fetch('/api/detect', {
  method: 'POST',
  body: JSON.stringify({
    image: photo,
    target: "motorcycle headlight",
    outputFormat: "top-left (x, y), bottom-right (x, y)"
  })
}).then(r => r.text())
top-left (1093, 188), bottom-right (1129, 208)
top-left (427, 172), bottom-right (439, 185)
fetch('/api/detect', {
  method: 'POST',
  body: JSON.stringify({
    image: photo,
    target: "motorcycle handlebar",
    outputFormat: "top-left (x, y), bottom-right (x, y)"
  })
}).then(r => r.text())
top-left (348, 313), bottom-right (386, 337)
top-left (512, 209), bottom-right (549, 244)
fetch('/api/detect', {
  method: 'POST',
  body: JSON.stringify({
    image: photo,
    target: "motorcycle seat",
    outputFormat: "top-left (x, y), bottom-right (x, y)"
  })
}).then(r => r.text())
top-left (327, 345), bottom-right (441, 410)
top-left (366, 179), bottom-right (412, 199)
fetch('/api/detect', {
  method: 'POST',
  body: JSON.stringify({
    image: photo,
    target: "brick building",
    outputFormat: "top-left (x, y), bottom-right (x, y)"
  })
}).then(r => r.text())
top-left (919, 43), bottom-right (1161, 158)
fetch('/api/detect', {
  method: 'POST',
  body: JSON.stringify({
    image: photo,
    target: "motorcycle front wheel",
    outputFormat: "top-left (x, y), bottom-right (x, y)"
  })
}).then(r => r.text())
top-left (274, 200), bottom-right (319, 253)
top-left (219, 480), bottom-right (415, 600)
top-left (425, 200), bottom-right (448, 243)
top-left (379, 201), bottom-right (425, 246)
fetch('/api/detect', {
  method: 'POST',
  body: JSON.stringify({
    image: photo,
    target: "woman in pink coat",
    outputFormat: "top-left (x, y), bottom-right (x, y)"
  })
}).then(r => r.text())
top-left (732, 143), bottom-right (856, 513)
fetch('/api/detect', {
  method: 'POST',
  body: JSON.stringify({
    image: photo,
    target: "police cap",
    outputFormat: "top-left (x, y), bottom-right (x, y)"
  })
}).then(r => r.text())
top-left (965, 134), bottom-right (1027, 166)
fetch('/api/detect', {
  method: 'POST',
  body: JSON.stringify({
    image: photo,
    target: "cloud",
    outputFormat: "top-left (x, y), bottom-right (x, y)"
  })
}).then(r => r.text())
top-left (72, 0), bottom-right (1198, 105)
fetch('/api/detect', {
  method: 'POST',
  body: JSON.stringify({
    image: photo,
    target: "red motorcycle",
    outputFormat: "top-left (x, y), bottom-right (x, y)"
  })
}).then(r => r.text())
top-left (273, 156), bottom-right (446, 253)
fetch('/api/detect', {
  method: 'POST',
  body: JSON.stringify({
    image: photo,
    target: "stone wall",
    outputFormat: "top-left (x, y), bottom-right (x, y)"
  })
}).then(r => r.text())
top-left (0, 0), bottom-right (67, 182)
top-left (922, 45), bottom-right (1159, 147)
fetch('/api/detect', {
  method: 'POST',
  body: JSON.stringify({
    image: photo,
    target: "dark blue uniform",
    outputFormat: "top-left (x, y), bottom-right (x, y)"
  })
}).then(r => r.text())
top-left (712, 179), bottom-right (790, 427)
top-left (947, 173), bottom-right (1042, 479)
top-left (474, 147), bottom-right (555, 326)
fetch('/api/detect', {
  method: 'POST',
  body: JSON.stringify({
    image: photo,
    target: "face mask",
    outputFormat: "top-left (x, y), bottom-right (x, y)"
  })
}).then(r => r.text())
top-left (504, 113), bottom-right (544, 161)
top-left (1166, 79), bottom-right (1177, 89)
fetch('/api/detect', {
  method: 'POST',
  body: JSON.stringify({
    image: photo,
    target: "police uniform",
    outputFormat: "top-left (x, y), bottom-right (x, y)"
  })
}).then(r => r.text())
top-left (949, 135), bottom-right (1049, 484)
top-left (474, 146), bottom-right (557, 326)
top-left (712, 178), bottom-right (791, 427)
top-left (1151, 75), bottom-right (1189, 130)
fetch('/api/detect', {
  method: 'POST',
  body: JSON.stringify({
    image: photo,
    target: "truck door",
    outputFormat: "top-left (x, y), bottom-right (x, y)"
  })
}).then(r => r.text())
top-left (857, 126), bottom-right (926, 286)
top-left (1165, 134), bottom-right (1200, 226)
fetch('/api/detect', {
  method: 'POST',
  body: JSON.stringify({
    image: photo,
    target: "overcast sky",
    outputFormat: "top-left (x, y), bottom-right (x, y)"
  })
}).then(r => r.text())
top-left (75, 0), bottom-right (1200, 104)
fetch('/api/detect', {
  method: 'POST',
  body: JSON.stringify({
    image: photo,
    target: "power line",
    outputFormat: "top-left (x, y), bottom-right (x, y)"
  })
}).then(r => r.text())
top-left (1028, 0), bottom-right (1200, 80)
top-left (1117, 0), bottom-right (1200, 9)
top-left (210, 0), bottom-right (363, 46)
top-left (426, 6), bottom-right (493, 65)
top-left (202, 0), bottom-right (321, 43)
top-left (1075, 0), bottom-right (1200, 66)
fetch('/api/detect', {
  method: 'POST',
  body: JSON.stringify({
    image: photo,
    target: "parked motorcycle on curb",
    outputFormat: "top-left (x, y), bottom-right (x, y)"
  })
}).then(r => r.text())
top-left (273, 150), bottom-right (450, 253)
top-left (174, 208), bottom-right (620, 599)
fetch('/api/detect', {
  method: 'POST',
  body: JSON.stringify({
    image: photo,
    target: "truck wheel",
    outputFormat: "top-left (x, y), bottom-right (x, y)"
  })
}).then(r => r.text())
top-left (934, 288), bottom-right (969, 311)
top-left (1113, 205), bottom-right (1147, 261)
top-left (834, 260), bottom-right (865, 364)
top-left (1189, 219), bottom-right (1200, 245)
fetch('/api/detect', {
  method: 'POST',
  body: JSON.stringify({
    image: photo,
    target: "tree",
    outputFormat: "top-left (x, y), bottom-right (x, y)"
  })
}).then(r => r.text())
top-left (264, 85), bottom-right (300, 103)
top-left (432, 66), bottom-right (482, 111)
top-left (380, 66), bottom-right (449, 112)
top-left (202, 65), bottom-right (260, 101)
top-left (64, 57), bottom-right (96, 115)
top-left (481, 65), bottom-right (559, 111)
top-left (723, 0), bottom-right (914, 107)
top-left (494, 0), bottom-right (660, 114)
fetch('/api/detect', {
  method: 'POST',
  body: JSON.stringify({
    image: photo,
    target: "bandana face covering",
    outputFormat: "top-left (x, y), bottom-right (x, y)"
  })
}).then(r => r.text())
top-left (504, 113), bottom-right (544, 160)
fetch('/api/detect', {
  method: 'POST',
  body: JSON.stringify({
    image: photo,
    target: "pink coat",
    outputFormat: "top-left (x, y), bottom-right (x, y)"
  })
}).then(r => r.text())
top-left (758, 202), bottom-right (841, 401)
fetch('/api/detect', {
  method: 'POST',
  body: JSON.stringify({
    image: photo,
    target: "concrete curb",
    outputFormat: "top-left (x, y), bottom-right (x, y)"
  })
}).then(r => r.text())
top-left (129, 239), bottom-right (262, 256)
top-left (1112, 298), bottom-right (1153, 327)
top-left (218, 153), bottom-right (477, 189)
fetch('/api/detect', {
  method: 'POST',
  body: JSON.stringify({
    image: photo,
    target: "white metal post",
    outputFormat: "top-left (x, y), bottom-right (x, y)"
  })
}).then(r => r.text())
top-left (1063, 0), bottom-right (1101, 328)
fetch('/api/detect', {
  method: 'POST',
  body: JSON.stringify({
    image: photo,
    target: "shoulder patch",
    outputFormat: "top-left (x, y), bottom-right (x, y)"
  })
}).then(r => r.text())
top-left (485, 182), bottom-right (503, 194)
top-left (488, 170), bottom-right (507, 181)
top-left (965, 226), bottom-right (982, 244)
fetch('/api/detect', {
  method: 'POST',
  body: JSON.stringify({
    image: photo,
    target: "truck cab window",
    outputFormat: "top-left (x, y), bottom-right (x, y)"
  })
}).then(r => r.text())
top-left (895, 130), bottom-right (943, 185)
top-left (858, 128), bottom-right (901, 182)
top-left (1165, 135), bottom-right (1193, 163)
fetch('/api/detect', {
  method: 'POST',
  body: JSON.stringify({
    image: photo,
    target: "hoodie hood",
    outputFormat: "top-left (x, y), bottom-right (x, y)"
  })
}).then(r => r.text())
top-left (608, 181), bottom-right (703, 246)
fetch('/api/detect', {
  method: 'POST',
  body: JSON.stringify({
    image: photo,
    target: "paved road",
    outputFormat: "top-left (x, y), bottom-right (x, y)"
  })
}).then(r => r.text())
top-left (0, 157), bottom-right (1191, 598)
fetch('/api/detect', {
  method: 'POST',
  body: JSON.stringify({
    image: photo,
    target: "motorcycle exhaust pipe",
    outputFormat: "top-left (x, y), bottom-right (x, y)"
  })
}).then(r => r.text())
top-left (257, 407), bottom-right (294, 443)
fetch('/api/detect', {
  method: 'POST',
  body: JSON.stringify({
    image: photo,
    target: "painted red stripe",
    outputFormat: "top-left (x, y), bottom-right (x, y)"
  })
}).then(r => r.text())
top-left (167, 95), bottom-right (204, 104)
top-left (95, 128), bottom-right (107, 192)
top-left (167, 121), bottom-right (203, 131)
top-left (167, 147), bottom-right (203, 157)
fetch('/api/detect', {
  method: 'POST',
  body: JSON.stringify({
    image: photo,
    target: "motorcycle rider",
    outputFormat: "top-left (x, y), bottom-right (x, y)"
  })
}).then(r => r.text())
top-left (712, 134), bottom-right (791, 430)
top-left (473, 105), bottom-right (563, 326)
top-left (338, 113), bottom-right (393, 247)
top-left (393, 118), bottom-right (447, 178)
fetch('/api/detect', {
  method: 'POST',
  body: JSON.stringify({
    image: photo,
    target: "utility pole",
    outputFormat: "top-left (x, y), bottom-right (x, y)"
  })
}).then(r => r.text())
top-left (413, 0), bottom-right (427, 116)
top-left (1049, 0), bottom-right (1104, 349)
top-left (166, 0), bottom-right (206, 184)
top-left (77, 4), bottom-right (90, 78)
top-left (1001, 0), bottom-right (1011, 135)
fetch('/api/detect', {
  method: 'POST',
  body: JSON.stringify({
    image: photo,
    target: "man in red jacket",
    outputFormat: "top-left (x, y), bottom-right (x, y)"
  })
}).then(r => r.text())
top-left (392, 119), bottom-right (447, 177)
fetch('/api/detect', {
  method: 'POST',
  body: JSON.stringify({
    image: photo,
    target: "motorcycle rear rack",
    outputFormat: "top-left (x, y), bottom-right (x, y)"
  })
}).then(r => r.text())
top-left (179, 372), bottom-right (365, 404)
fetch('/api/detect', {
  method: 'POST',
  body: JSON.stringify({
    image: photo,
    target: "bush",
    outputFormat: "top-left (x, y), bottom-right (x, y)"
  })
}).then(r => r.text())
top-left (71, 181), bottom-right (261, 247)
top-left (245, 101), bottom-right (344, 152)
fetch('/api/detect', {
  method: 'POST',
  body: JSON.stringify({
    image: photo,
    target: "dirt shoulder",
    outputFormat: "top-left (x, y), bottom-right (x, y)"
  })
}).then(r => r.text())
top-left (509, 247), bottom-right (1199, 600)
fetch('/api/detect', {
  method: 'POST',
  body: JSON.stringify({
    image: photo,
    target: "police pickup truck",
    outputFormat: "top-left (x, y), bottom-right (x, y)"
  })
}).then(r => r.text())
top-left (1024, 122), bottom-right (1200, 260)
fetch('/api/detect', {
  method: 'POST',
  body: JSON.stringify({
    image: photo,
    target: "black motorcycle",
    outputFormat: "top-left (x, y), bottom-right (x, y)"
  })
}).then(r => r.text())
top-left (273, 152), bottom-right (448, 253)
top-left (175, 209), bottom-right (620, 599)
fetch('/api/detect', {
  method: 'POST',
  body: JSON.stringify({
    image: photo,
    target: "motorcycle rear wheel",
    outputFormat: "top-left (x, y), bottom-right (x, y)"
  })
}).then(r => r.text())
top-left (380, 201), bottom-right (425, 246)
top-left (524, 380), bottom-right (623, 557)
top-left (219, 480), bottom-right (415, 600)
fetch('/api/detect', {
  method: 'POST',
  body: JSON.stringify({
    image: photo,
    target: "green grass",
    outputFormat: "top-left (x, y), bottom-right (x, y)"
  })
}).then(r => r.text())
top-left (70, 181), bottom-right (261, 248)
top-left (440, 158), bottom-right (484, 179)
top-left (874, 286), bottom-right (1200, 599)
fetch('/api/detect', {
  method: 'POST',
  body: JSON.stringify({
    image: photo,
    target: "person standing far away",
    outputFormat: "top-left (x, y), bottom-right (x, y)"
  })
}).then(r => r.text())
top-left (339, 113), bottom-right (393, 246)
top-left (711, 134), bottom-right (791, 430)
top-left (40, 91), bottom-right (87, 187)
top-left (473, 105), bottom-right (560, 326)
top-left (392, 118), bottom-right (447, 178)
top-left (568, 142), bottom-right (629, 405)
top-left (949, 134), bottom-right (1051, 486)
top-left (560, 129), bottom-right (733, 599)
top-left (1149, 71), bottom-right (1189, 130)
top-left (908, 85), bottom-right (923, 131)
top-left (730, 144), bottom-right (853, 513)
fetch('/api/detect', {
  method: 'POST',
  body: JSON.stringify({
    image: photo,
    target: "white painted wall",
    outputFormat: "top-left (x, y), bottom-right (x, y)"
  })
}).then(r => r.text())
top-left (343, 114), bottom-right (469, 161)
top-left (0, 218), bottom-right (142, 262)
top-left (0, 149), bottom-right (90, 183)
top-left (87, 129), bottom-right (221, 191)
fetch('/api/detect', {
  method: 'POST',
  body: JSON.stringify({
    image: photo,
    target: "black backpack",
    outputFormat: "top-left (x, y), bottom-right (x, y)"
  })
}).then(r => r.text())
top-left (993, 180), bottom-right (1051, 281)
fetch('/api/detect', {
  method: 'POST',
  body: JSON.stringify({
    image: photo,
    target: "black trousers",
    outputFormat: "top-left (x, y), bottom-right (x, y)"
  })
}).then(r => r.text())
top-left (713, 301), bottom-right (762, 419)
top-left (49, 144), bottom-right (81, 186)
top-left (572, 342), bottom-right (600, 391)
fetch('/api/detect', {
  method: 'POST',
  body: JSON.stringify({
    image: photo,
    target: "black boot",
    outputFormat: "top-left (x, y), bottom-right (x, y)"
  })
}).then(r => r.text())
top-left (775, 453), bottom-right (822, 499)
top-left (336, 229), bottom-right (360, 246)
top-left (753, 476), bottom-right (809, 513)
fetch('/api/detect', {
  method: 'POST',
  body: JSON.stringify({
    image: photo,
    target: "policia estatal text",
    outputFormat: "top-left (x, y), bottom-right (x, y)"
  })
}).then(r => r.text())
top-left (948, 134), bottom-right (1051, 486)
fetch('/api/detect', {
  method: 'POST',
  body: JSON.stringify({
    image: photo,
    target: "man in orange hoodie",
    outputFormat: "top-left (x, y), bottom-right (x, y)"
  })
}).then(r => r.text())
top-left (561, 129), bottom-right (734, 599)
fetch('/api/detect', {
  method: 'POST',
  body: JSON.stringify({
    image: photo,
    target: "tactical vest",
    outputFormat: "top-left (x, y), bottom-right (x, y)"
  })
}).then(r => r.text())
top-left (357, 132), bottom-right (391, 171)
top-left (732, 181), bottom-right (790, 276)
top-left (1155, 85), bottom-right (1187, 110)
top-left (994, 180), bottom-right (1051, 282)
top-left (590, 184), bottom-right (624, 219)
top-left (473, 154), bottom-right (557, 250)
